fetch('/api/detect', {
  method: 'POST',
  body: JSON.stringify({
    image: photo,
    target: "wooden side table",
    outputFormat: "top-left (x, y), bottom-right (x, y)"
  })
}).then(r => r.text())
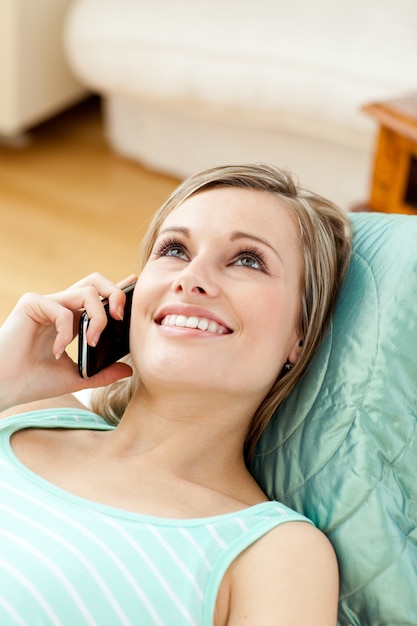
top-left (361, 94), bottom-right (417, 214)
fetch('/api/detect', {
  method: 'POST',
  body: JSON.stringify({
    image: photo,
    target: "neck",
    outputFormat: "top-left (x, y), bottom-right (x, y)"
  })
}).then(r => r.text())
top-left (107, 385), bottom-right (259, 486)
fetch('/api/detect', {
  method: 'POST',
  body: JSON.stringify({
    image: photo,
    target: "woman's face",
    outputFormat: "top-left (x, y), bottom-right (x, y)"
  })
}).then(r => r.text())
top-left (130, 186), bottom-right (303, 403)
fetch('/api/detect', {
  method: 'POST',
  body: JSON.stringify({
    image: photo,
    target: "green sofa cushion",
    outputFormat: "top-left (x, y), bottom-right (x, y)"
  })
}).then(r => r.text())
top-left (250, 212), bottom-right (417, 624)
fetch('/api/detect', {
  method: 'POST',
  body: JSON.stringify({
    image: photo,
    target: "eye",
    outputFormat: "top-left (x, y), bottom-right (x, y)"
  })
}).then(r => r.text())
top-left (233, 247), bottom-right (268, 272)
top-left (153, 237), bottom-right (189, 260)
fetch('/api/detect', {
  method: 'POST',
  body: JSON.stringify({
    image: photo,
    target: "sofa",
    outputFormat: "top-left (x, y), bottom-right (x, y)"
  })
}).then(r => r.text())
top-left (0, 0), bottom-right (86, 139)
top-left (64, 0), bottom-right (417, 209)
top-left (251, 211), bottom-right (417, 624)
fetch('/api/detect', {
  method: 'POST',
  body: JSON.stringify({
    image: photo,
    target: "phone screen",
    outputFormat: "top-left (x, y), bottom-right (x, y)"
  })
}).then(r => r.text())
top-left (78, 281), bottom-right (136, 379)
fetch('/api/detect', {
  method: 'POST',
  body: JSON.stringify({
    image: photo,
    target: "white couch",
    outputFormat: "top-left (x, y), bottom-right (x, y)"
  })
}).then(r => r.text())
top-left (64, 0), bottom-right (417, 209)
top-left (0, 0), bottom-right (87, 139)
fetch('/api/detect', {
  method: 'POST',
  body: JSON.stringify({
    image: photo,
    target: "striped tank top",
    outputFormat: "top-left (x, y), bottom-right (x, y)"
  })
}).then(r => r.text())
top-left (0, 409), bottom-right (310, 626)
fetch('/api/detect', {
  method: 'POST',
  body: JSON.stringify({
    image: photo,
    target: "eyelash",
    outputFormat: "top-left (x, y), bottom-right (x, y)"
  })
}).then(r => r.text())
top-left (153, 237), bottom-right (187, 258)
top-left (153, 237), bottom-right (269, 272)
top-left (233, 246), bottom-right (269, 272)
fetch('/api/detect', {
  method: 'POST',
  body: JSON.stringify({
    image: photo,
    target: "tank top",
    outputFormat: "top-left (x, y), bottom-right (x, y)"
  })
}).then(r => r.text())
top-left (0, 408), bottom-right (310, 626)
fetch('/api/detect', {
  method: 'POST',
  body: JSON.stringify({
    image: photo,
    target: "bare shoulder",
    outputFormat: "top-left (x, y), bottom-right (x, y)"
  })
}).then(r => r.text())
top-left (0, 393), bottom-right (91, 419)
top-left (221, 520), bottom-right (339, 626)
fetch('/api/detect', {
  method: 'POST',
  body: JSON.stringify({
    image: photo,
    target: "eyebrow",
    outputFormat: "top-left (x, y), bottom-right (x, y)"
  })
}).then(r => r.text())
top-left (230, 231), bottom-right (283, 264)
top-left (157, 227), bottom-right (283, 264)
top-left (158, 227), bottom-right (189, 237)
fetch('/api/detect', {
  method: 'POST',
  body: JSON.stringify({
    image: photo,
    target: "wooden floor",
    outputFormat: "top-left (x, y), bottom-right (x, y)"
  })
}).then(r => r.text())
top-left (0, 97), bottom-right (179, 323)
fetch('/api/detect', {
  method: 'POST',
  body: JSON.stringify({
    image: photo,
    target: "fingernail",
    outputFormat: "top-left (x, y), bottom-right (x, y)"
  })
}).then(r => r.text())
top-left (91, 333), bottom-right (101, 348)
top-left (117, 305), bottom-right (124, 321)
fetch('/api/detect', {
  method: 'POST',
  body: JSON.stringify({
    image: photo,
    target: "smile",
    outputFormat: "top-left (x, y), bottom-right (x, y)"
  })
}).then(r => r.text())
top-left (160, 314), bottom-right (231, 335)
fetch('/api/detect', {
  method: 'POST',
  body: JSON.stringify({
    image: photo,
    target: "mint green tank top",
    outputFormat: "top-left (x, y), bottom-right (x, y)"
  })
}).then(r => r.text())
top-left (0, 409), bottom-right (310, 625)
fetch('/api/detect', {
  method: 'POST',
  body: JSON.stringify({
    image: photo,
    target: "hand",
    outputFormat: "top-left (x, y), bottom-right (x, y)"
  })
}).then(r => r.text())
top-left (0, 273), bottom-right (135, 412)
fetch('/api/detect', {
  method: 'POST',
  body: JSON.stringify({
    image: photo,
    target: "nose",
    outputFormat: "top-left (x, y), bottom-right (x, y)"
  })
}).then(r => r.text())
top-left (171, 258), bottom-right (219, 297)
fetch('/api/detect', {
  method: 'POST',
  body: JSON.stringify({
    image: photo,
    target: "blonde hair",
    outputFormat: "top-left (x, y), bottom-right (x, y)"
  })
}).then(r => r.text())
top-left (92, 163), bottom-right (352, 457)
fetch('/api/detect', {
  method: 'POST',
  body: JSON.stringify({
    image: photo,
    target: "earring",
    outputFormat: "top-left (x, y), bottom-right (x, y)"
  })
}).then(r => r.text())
top-left (283, 360), bottom-right (293, 373)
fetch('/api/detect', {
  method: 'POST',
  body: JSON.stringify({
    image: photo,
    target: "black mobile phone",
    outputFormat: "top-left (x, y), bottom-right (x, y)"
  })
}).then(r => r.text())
top-left (78, 281), bottom-right (136, 379)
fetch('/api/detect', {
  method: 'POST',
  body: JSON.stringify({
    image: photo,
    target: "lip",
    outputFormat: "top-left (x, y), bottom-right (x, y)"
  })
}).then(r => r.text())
top-left (154, 304), bottom-right (233, 334)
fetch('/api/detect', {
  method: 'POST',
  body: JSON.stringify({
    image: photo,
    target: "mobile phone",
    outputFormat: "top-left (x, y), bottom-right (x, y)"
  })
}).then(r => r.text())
top-left (78, 281), bottom-right (136, 379)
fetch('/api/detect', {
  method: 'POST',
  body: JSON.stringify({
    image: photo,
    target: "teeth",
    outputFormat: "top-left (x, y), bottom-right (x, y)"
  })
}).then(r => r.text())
top-left (208, 321), bottom-right (219, 333)
top-left (161, 314), bottom-right (227, 334)
top-left (185, 316), bottom-right (199, 328)
top-left (197, 318), bottom-right (208, 331)
top-left (176, 315), bottom-right (187, 327)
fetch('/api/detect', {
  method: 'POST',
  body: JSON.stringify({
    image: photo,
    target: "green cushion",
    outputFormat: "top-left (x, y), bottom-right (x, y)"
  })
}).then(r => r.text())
top-left (250, 212), bottom-right (417, 625)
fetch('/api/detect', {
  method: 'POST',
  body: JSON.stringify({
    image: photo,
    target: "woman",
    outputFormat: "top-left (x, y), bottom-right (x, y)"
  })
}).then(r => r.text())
top-left (0, 164), bottom-right (351, 625)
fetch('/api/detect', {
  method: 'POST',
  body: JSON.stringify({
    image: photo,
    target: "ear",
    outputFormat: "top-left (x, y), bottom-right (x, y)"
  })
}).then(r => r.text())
top-left (287, 337), bottom-right (303, 366)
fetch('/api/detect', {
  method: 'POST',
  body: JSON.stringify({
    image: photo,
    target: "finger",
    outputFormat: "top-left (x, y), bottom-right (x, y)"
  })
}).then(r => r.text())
top-left (67, 272), bottom-right (121, 294)
top-left (115, 274), bottom-right (138, 290)
top-left (16, 293), bottom-right (75, 359)
top-left (77, 275), bottom-right (136, 329)
top-left (51, 274), bottom-right (121, 317)
top-left (76, 361), bottom-right (133, 390)
top-left (54, 273), bottom-right (137, 323)
top-left (49, 286), bottom-right (107, 346)
top-left (68, 273), bottom-right (136, 311)
top-left (71, 273), bottom-right (137, 295)
top-left (107, 274), bottom-right (137, 321)
top-left (52, 308), bottom-right (77, 359)
top-left (29, 287), bottom-right (104, 353)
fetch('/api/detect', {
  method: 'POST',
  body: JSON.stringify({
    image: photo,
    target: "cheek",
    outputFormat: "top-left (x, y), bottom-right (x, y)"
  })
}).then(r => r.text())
top-left (128, 267), bottom-right (173, 362)
top-left (131, 267), bottom-right (164, 313)
top-left (128, 277), bottom-right (153, 350)
top-left (250, 291), bottom-right (300, 356)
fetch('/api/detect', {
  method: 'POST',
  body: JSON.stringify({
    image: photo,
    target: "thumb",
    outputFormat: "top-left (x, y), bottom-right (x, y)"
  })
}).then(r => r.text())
top-left (77, 362), bottom-right (133, 390)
